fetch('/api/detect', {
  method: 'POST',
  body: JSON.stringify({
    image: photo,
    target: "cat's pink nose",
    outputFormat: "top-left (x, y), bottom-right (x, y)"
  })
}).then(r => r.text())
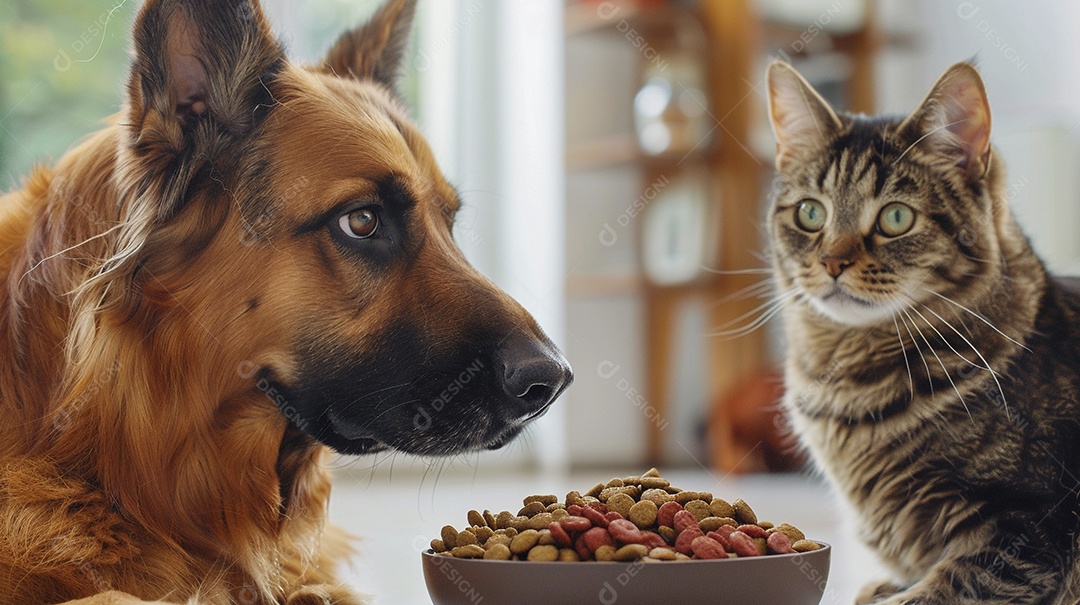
top-left (821, 256), bottom-right (855, 279)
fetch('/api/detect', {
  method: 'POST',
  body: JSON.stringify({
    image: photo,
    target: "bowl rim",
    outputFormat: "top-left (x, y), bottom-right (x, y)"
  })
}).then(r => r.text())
top-left (421, 541), bottom-right (831, 565)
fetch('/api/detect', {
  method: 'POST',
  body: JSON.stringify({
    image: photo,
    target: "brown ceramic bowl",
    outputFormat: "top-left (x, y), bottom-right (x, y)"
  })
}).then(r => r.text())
top-left (422, 543), bottom-right (830, 605)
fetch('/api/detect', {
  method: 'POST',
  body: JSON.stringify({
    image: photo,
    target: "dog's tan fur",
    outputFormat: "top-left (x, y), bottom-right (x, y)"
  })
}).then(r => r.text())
top-left (0, 1), bottom-right (566, 603)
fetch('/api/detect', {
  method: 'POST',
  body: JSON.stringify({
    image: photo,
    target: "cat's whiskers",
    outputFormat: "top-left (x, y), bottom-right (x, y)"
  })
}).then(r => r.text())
top-left (922, 288), bottom-right (1030, 352)
top-left (710, 277), bottom-right (778, 309)
top-left (709, 288), bottom-right (800, 339)
top-left (900, 307), bottom-right (974, 421)
top-left (888, 302), bottom-right (916, 402)
top-left (895, 304), bottom-right (935, 397)
top-left (902, 298), bottom-right (986, 372)
top-left (917, 300), bottom-right (1012, 420)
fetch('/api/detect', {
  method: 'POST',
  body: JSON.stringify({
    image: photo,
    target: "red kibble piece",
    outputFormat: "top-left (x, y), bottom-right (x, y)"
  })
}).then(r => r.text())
top-left (587, 501), bottom-right (609, 514)
top-left (605, 511), bottom-right (625, 522)
top-left (673, 509), bottom-right (699, 534)
top-left (706, 531), bottom-right (732, 550)
top-left (674, 527), bottom-right (704, 556)
top-left (737, 524), bottom-right (768, 539)
top-left (583, 526), bottom-right (615, 552)
top-left (608, 519), bottom-right (642, 543)
top-left (549, 522), bottom-right (572, 547)
top-left (581, 506), bottom-right (610, 528)
top-left (560, 515), bottom-right (592, 533)
top-left (713, 524), bottom-right (736, 539)
top-left (567, 504), bottom-right (585, 516)
top-left (767, 531), bottom-right (796, 554)
top-left (574, 534), bottom-right (592, 561)
top-left (657, 501), bottom-right (683, 528)
top-left (691, 536), bottom-right (728, 560)
top-left (639, 531), bottom-right (668, 550)
top-left (728, 531), bottom-right (761, 557)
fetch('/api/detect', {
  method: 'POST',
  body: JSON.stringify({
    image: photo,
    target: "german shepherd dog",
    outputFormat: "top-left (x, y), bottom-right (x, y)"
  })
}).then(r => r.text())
top-left (0, 0), bottom-right (572, 602)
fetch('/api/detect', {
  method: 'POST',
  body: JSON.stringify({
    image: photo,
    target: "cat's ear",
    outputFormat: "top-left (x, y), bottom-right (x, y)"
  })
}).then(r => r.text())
top-left (320, 0), bottom-right (417, 92)
top-left (900, 63), bottom-right (992, 179)
top-left (767, 60), bottom-right (843, 173)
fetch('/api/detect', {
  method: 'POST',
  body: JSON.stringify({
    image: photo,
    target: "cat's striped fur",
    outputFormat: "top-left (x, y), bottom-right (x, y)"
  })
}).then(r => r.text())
top-left (767, 61), bottom-right (1080, 604)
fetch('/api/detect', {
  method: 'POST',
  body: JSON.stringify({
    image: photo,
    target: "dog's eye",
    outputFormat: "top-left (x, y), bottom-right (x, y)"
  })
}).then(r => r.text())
top-left (339, 208), bottom-right (380, 239)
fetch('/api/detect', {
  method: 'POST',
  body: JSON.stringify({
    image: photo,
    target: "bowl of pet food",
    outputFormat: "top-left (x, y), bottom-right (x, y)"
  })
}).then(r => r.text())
top-left (422, 470), bottom-right (830, 605)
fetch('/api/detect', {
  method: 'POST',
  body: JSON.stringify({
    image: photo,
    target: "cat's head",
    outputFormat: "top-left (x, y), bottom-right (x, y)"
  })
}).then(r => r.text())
top-left (766, 61), bottom-right (1008, 327)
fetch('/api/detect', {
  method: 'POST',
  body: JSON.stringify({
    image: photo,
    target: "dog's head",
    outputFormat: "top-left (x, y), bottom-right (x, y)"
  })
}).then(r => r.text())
top-left (96, 0), bottom-right (571, 456)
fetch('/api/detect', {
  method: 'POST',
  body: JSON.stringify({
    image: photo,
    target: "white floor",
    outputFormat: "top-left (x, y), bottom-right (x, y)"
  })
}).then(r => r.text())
top-left (325, 460), bottom-right (889, 605)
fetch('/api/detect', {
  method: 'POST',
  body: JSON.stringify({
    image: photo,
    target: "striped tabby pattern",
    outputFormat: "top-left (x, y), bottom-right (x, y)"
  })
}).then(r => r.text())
top-left (767, 61), bottom-right (1080, 604)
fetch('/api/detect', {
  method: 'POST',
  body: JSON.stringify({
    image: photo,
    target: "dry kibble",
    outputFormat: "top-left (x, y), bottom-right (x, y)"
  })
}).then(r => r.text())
top-left (519, 501), bottom-right (546, 517)
top-left (431, 470), bottom-right (817, 564)
top-left (675, 491), bottom-right (713, 505)
top-left (628, 500), bottom-right (658, 529)
top-left (709, 498), bottom-right (735, 519)
top-left (792, 539), bottom-right (822, 552)
top-left (474, 527), bottom-right (494, 544)
top-left (594, 544), bottom-right (617, 561)
top-left (643, 468), bottom-right (662, 478)
top-left (467, 510), bottom-right (486, 528)
top-left (614, 544), bottom-right (649, 561)
top-left (684, 500), bottom-right (711, 522)
top-left (524, 494), bottom-right (559, 507)
top-left (510, 529), bottom-right (541, 555)
top-left (606, 492), bottom-right (636, 518)
top-left (483, 543), bottom-right (511, 560)
top-left (440, 526), bottom-right (458, 549)
top-left (527, 545), bottom-right (559, 561)
top-left (450, 544), bottom-right (485, 558)
top-left (758, 521), bottom-right (775, 530)
top-left (732, 499), bottom-right (758, 525)
top-left (648, 547), bottom-right (677, 560)
top-left (640, 488), bottom-right (674, 506)
top-left (559, 548), bottom-right (581, 562)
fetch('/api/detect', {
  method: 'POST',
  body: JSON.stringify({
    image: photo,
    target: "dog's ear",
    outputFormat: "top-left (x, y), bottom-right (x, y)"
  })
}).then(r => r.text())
top-left (126, 0), bottom-right (285, 155)
top-left (321, 0), bottom-right (417, 90)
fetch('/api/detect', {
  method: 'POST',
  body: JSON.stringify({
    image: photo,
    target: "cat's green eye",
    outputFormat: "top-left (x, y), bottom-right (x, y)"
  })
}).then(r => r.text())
top-left (878, 203), bottom-right (916, 237)
top-left (794, 200), bottom-right (827, 232)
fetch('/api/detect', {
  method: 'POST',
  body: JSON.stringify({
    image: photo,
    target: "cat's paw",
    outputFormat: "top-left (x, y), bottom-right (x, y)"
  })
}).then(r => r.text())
top-left (856, 579), bottom-right (904, 604)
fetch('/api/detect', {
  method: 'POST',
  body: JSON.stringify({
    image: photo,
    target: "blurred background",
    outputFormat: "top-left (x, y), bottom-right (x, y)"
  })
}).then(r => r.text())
top-left (3, 0), bottom-right (1079, 602)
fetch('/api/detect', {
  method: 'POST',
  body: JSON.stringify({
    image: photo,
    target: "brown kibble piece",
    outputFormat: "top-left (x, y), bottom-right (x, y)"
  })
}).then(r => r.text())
top-left (599, 485), bottom-right (641, 502)
top-left (606, 492), bottom-right (636, 518)
top-left (640, 488), bottom-right (674, 506)
top-left (643, 467), bottom-right (661, 478)
top-left (768, 523), bottom-right (806, 543)
top-left (474, 527), bottom-right (494, 544)
top-left (628, 500), bottom-right (659, 529)
top-left (605, 478), bottom-right (625, 488)
top-left (510, 529), bottom-right (541, 555)
top-left (551, 508), bottom-right (570, 521)
top-left (698, 516), bottom-right (731, 533)
top-left (441, 525), bottom-right (458, 549)
top-left (639, 476), bottom-right (670, 489)
top-left (430, 539), bottom-right (446, 553)
top-left (483, 543), bottom-right (512, 560)
top-left (559, 548), bottom-right (581, 562)
top-left (684, 500), bottom-right (711, 522)
top-left (648, 547), bottom-right (677, 560)
top-left (657, 525), bottom-right (677, 543)
top-left (792, 540), bottom-right (822, 552)
top-left (483, 510), bottom-right (497, 528)
top-left (594, 544), bottom-right (617, 561)
top-left (614, 544), bottom-right (649, 561)
top-left (675, 491), bottom-right (713, 504)
top-left (524, 494), bottom-right (559, 507)
top-left (565, 490), bottom-right (585, 506)
top-left (732, 499), bottom-right (758, 525)
top-left (485, 534), bottom-right (511, 548)
top-left (456, 529), bottom-right (478, 547)
top-left (519, 501), bottom-right (546, 517)
top-left (527, 545), bottom-right (560, 561)
top-left (585, 483), bottom-right (605, 498)
top-left (510, 516), bottom-right (531, 531)
top-left (758, 521), bottom-right (775, 530)
top-left (467, 510), bottom-right (486, 528)
top-left (528, 512), bottom-right (555, 531)
top-left (709, 498), bottom-right (734, 519)
top-left (451, 544), bottom-right (485, 558)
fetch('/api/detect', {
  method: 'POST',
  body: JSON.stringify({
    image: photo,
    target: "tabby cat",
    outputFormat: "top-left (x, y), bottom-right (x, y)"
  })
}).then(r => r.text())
top-left (767, 60), bottom-right (1080, 604)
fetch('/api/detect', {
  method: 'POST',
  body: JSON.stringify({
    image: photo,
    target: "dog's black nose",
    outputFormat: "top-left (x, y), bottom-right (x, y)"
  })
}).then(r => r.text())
top-left (496, 337), bottom-right (573, 418)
